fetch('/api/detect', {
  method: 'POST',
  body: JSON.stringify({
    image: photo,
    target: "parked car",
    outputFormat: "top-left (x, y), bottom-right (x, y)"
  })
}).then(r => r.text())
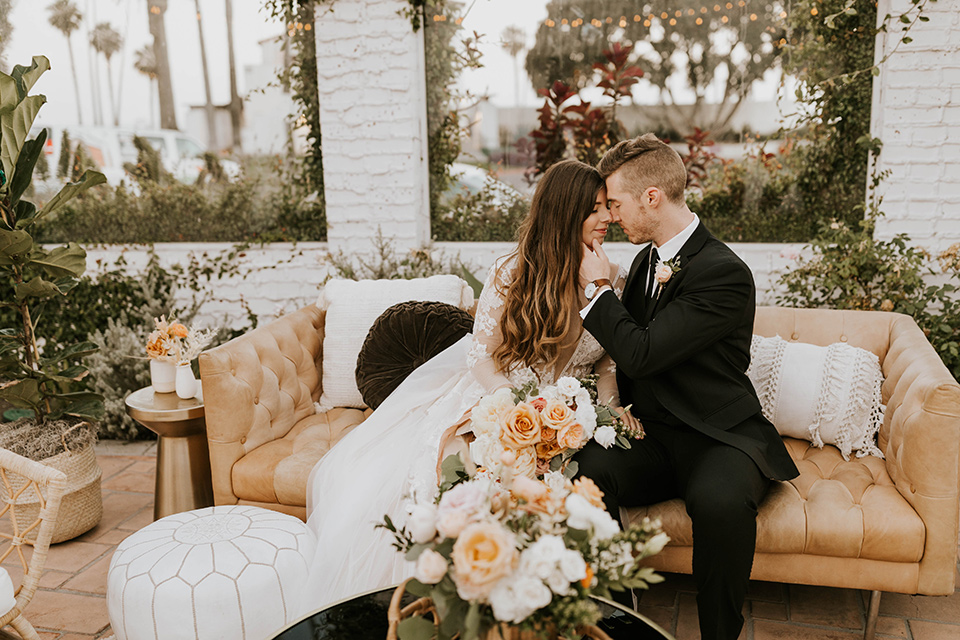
top-left (30, 124), bottom-right (241, 186)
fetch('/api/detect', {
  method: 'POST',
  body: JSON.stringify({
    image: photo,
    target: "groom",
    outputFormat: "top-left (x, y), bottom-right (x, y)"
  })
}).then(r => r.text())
top-left (574, 133), bottom-right (799, 640)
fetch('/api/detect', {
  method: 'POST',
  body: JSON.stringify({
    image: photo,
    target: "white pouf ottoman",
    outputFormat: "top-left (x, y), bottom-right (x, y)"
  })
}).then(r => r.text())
top-left (107, 505), bottom-right (316, 640)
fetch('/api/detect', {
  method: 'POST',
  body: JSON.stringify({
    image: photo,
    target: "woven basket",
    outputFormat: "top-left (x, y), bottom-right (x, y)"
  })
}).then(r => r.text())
top-left (9, 428), bottom-right (102, 543)
top-left (386, 579), bottom-right (612, 640)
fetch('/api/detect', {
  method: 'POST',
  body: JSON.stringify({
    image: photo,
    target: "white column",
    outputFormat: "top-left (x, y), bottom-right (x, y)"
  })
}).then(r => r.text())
top-left (314, 0), bottom-right (431, 254)
top-left (871, 0), bottom-right (960, 251)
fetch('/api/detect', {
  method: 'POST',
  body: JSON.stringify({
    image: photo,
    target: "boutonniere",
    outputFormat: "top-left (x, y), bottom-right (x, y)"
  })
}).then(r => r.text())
top-left (654, 256), bottom-right (681, 298)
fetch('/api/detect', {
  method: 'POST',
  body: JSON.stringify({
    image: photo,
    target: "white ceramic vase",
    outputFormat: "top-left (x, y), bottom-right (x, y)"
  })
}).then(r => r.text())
top-left (175, 363), bottom-right (198, 400)
top-left (150, 360), bottom-right (176, 394)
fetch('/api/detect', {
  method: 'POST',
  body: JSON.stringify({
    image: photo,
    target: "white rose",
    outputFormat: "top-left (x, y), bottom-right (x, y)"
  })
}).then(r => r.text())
top-left (520, 535), bottom-right (566, 580)
top-left (558, 549), bottom-right (587, 583)
top-left (644, 531), bottom-right (671, 556)
top-left (439, 480), bottom-right (488, 516)
top-left (437, 508), bottom-right (470, 539)
top-left (406, 503), bottom-right (438, 544)
top-left (565, 493), bottom-right (620, 539)
top-left (593, 425), bottom-right (617, 448)
top-left (489, 574), bottom-right (552, 623)
top-left (556, 377), bottom-right (582, 399)
top-left (575, 403), bottom-right (597, 437)
top-left (469, 434), bottom-right (504, 471)
top-left (473, 388), bottom-right (516, 429)
top-left (415, 548), bottom-right (449, 584)
top-left (539, 386), bottom-right (561, 402)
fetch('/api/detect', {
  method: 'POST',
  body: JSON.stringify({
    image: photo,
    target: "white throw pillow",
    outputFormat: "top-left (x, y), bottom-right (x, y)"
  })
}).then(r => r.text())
top-left (0, 566), bottom-right (16, 616)
top-left (316, 275), bottom-right (475, 409)
top-left (747, 334), bottom-right (885, 460)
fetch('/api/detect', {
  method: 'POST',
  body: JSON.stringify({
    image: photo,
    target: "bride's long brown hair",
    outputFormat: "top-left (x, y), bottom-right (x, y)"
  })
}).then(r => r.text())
top-left (493, 159), bottom-right (605, 374)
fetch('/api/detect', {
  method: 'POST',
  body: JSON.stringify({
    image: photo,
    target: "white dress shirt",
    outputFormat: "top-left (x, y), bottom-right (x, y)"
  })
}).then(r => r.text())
top-left (580, 213), bottom-right (701, 319)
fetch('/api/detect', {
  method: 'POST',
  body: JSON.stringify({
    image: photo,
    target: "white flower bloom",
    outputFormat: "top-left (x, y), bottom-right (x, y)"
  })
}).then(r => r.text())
top-left (575, 403), bottom-right (598, 435)
top-left (489, 573), bottom-right (553, 623)
top-left (542, 471), bottom-right (567, 495)
top-left (644, 531), bottom-right (671, 556)
top-left (539, 386), bottom-right (561, 402)
top-left (406, 503), bottom-right (438, 544)
top-left (520, 535), bottom-right (566, 580)
top-left (565, 493), bottom-right (620, 540)
top-left (556, 377), bottom-right (582, 399)
top-left (437, 509), bottom-right (471, 539)
top-left (471, 388), bottom-right (515, 436)
top-left (469, 434), bottom-right (505, 472)
top-left (558, 549), bottom-right (587, 583)
top-left (593, 425), bottom-right (617, 448)
top-left (415, 548), bottom-right (448, 584)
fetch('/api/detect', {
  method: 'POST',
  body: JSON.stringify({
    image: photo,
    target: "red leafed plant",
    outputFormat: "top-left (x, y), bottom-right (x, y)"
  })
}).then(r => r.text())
top-left (522, 44), bottom-right (644, 184)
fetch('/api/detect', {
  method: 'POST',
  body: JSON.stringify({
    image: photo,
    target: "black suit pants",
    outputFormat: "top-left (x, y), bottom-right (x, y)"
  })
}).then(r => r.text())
top-left (574, 422), bottom-right (770, 640)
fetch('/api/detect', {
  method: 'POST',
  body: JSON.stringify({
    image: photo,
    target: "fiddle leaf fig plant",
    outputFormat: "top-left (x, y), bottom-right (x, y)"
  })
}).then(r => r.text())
top-left (0, 55), bottom-right (107, 423)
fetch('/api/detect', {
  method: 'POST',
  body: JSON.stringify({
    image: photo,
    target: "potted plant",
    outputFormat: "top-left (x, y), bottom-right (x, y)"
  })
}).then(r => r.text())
top-left (0, 56), bottom-right (108, 542)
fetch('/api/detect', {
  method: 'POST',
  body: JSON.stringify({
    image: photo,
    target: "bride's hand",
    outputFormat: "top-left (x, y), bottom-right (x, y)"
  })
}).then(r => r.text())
top-left (580, 239), bottom-right (611, 286)
top-left (617, 407), bottom-right (645, 439)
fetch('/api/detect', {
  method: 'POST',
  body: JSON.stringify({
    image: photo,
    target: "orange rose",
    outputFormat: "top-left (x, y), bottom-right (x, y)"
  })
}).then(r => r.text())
top-left (572, 477), bottom-right (606, 510)
top-left (146, 332), bottom-right (168, 359)
top-left (541, 399), bottom-right (575, 431)
top-left (500, 403), bottom-right (542, 450)
top-left (168, 323), bottom-right (189, 338)
top-left (557, 423), bottom-right (584, 450)
top-left (451, 521), bottom-right (518, 600)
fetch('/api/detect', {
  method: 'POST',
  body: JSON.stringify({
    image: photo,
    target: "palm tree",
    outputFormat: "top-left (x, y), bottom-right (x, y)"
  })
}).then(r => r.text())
top-left (47, 0), bottom-right (85, 124)
top-left (193, 0), bottom-right (216, 148)
top-left (133, 44), bottom-right (158, 128)
top-left (147, 0), bottom-right (177, 130)
top-left (90, 22), bottom-right (123, 126)
top-left (224, 0), bottom-right (242, 150)
top-left (501, 26), bottom-right (526, 109)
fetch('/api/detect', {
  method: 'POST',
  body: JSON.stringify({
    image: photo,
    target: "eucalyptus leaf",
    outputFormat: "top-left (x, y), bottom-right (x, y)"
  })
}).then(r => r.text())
top-left (463, 602), bottom-right (481, 640)
top-left (405, 578), bottom-right (432, 598)
top-left (397, 616), bottom-right (435, 640)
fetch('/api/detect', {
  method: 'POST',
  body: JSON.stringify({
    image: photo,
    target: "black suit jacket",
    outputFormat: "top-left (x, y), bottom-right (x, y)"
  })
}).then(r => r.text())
top-left (583, 223), bottom-right (798, 481)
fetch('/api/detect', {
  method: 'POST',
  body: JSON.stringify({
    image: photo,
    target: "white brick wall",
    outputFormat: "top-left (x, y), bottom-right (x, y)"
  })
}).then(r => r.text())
top-left (314, 0), bottom-right (431, 254)
top-left (80, 241), bottom-right (804, 330)
top-left (872, 0), bottom-right (960, 251)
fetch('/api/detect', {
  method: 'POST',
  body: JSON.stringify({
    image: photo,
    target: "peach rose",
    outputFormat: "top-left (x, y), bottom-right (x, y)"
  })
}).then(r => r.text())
top-left (452, 521), bottom-right (518, 600)
top-left (655, 262), bottom-right (674, 284)
top-left (535, 438), bottom-right (563, 461)
top-left (541, 399), bottom-right (575, 431)
top-left (145, 332), bottom-right (168, 359)
top-left (168, 323), bottom-right (189, 338)
top-left (557, 423), bottom-right (584, 450)
top-left (511, 476), bottom-right (548, 504)
top-left (572, 477), bottom-right (606, 510)
top-left (515, 446), bottom-right (537, 479)
top-left (500, 403), bottom-right (542, 450)
top-left (531, 397), bottom-right (547, 412)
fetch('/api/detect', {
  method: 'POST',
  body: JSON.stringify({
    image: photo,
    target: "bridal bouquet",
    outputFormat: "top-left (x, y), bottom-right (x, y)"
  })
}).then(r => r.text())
top-left (145, 316), bottom-right (214, 364)
top-left (468, 376), bottom-right (642, 482)
top-left (381, 456), bottom-right (667, 640)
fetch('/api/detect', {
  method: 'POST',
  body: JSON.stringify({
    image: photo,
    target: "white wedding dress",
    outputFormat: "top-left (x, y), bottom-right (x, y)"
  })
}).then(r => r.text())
top-left (297, 257), bottom-right (628, 615)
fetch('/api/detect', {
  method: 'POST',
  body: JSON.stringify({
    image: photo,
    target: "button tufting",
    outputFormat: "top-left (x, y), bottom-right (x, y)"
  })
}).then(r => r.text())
top-left (240, 436), bottom-right (246, 444)
top-left (791, 332), bottom-right (799, 340)
top-left (254, 397), bottom-right (259, 405)
top-left (840, 335), bottom-right (848, 342)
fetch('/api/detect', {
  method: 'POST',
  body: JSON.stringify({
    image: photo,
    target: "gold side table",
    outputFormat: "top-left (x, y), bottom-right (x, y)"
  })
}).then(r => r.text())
top-left (125, 387), bottom-right (214, 520)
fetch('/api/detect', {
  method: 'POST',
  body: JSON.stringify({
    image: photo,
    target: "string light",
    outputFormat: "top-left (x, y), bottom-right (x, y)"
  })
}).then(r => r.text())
top-left (669, 18), bottom-right (677, 25)
top-left (810, 7), bottom-right (819, 15)
top-left (750, 13), bottom-right (757, 20)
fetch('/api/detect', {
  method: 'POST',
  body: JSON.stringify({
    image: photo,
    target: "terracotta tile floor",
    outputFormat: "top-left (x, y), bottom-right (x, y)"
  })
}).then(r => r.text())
top-left (1, 441), bottom-right (958, 640)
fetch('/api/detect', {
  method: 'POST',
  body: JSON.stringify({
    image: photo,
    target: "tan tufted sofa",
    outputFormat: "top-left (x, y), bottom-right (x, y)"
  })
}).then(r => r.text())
top-left (199, 305), bottom-right (960, 638)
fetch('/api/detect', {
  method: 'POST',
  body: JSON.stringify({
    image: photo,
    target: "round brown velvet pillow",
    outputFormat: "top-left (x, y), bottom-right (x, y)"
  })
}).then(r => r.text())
top-left (355, 300), bottom-right (475, 410)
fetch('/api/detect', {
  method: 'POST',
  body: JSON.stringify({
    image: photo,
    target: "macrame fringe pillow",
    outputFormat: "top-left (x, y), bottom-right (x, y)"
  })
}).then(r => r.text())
top-left (315, 275), bottom-right (475, 409)
top-left (747, 334), bottom-right (885, 460)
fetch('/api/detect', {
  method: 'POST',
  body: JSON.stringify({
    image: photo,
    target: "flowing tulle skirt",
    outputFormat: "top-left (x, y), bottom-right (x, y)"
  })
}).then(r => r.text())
top-left (297, 336), bottom-right (486, 615)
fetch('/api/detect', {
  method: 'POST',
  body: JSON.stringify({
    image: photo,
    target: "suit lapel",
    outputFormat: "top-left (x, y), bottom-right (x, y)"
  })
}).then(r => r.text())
top-left (646, 223), bottom-right (713, 320)
top-left (624, 244), bottom-right (652, 301)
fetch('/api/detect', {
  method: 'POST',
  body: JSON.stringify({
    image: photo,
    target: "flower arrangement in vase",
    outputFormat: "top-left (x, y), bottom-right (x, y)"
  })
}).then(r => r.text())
top-left (380, 453), bottom-right (668, 640)
top-left (145, 316), bottom-right (213, 397)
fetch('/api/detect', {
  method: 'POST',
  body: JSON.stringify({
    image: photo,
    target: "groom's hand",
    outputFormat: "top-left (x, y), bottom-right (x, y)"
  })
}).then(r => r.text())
top-left (580, 240), bottom-right (611, 286)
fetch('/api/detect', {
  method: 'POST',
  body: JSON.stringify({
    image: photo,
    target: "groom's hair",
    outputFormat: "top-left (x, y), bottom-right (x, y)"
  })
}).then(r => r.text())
top-left (597, 133), bottom-right (687, 204)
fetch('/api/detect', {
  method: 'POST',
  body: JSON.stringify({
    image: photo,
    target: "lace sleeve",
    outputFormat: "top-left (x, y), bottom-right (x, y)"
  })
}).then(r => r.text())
top-left (594, 263), bottom-right (628, 407)
top-left (467, 259), bottom-right (514, 393)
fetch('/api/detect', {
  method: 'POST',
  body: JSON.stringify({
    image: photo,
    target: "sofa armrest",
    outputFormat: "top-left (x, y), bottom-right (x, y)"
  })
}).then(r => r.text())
top-left (881, 313), bottom-right (960, 595)
top-left (199, 305), bottom-right (326, 506)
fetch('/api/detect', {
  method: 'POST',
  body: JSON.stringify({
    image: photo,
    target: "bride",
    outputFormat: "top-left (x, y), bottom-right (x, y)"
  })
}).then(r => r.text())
top-left (298, 159), bottom-right (635, 614)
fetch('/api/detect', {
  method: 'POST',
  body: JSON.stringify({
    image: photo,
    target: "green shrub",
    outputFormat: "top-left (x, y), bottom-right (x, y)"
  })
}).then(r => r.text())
top-left (431, 178), bottom-right (529, 243)
top-left (778, 215), bottom-right (960, 381)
